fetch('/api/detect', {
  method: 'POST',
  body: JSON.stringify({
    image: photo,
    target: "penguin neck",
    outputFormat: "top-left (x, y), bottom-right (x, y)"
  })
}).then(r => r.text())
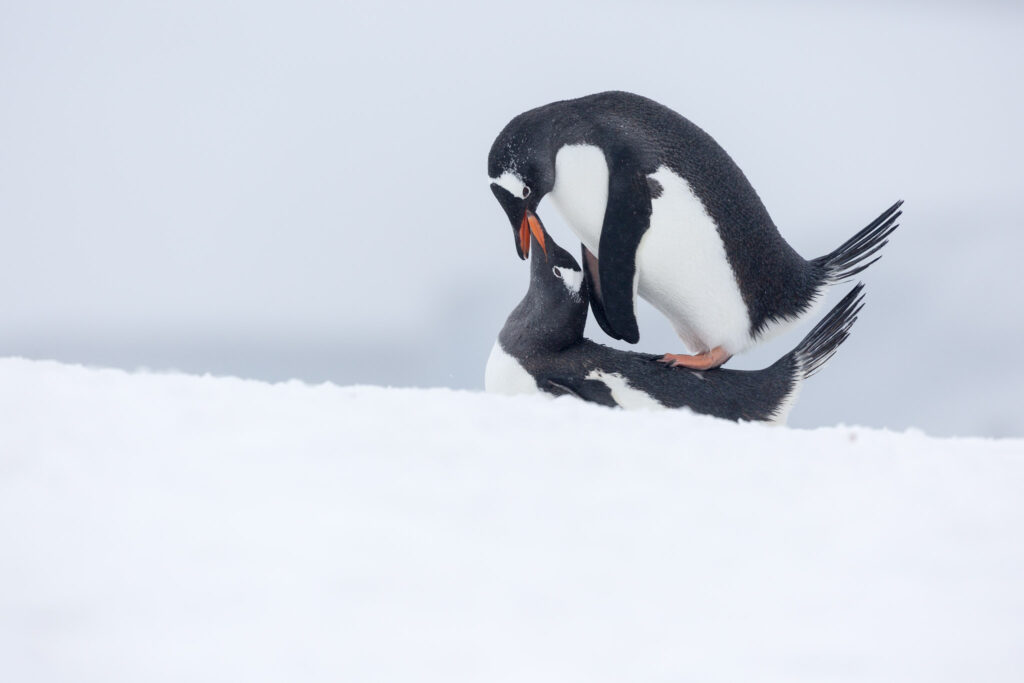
top-left (499, 258), bottom-right (589, 355)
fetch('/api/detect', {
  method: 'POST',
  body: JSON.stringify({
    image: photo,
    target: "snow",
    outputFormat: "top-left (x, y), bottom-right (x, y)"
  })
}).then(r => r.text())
top-left (2, 357), bottom-right (1023, 682)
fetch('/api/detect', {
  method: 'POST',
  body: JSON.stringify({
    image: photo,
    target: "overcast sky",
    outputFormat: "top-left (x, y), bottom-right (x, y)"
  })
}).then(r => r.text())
top-left (2, 1), bottom-right (1022, 437)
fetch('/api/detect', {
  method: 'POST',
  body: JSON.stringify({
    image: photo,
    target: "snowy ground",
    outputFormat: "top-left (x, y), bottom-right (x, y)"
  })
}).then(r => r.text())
top-left (2, 358), bottom-right (1023, 682)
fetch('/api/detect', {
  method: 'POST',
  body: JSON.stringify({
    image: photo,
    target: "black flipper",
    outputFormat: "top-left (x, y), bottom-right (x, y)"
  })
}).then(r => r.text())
top-left (545, 378), bottom-right (618, 407)
top-left (580, 244), bottom-right (617, 339)
top-left (595, 154), bottom-right (652, 344)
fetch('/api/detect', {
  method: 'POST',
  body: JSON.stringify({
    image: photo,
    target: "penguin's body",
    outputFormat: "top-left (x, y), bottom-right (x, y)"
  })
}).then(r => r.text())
top-left (487, 91), bottom-right (899, 368)
top-left (485, 230), bottom-right (864, 424)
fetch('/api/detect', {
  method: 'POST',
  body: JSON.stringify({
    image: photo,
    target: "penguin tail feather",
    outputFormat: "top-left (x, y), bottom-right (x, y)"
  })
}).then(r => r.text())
top-left (791, 283), bottom-right (865, 381)
top-left (813, 200), bottom-right (902, 284)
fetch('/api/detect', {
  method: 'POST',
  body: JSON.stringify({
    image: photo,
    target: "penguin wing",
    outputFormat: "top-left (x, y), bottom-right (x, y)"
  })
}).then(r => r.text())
top-left (595, 155), bottom-right (652, 344)
top-left (544, 377), bottom-right (618, 408)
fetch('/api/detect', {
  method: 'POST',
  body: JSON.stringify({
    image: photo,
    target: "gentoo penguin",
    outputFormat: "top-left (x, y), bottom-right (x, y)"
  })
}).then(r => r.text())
top-left (485, 228), bottom-right (865, 424)
top-left (487, 90), bottom-right (898, 370)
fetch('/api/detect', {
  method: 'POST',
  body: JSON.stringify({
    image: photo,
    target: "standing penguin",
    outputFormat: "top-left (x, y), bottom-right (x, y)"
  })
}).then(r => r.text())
top-left (487, 90), bottom-right (900, 369)
top-left (485, 227), bottom-right (864, 424)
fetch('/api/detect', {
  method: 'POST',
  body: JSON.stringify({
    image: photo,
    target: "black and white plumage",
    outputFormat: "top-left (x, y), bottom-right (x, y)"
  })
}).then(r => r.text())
top-left (487, 90), bottom-right (898, 368)
top-left (485, 230), bottom-right (865, 424)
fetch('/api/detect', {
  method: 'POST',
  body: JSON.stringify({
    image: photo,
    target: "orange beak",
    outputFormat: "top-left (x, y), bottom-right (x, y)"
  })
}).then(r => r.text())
top-left (518, 210), bottom-right (547, 259)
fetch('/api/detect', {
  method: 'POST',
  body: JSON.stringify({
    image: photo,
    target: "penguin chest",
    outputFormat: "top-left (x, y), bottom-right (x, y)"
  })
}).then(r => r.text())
top-left (549, 144), bottom-right (608, 255)
top-left (636, 166), bottom-right (751, 353)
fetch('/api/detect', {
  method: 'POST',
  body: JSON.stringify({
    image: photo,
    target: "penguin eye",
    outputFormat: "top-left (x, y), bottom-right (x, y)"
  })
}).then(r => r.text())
top-left (522, 186), bottom-right (531, 198)
top-left (552, 266), bottom-right (563, 279)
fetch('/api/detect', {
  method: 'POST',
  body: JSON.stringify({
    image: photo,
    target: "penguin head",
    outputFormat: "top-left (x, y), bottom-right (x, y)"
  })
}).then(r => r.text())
top-left (488, 111), bottom-right (556, 260)
top-left (506, 224), bottom-right (589, 351)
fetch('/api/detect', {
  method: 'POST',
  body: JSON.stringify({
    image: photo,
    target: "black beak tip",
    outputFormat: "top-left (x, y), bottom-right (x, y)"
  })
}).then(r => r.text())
top-left (493, 183), bottom-right (530, 260)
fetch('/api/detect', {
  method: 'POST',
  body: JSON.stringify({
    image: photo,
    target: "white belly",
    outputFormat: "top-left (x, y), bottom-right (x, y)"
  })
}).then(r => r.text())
top-left (484, 342), bottom-right (538, 395)
top-left (549, 144), bottom-right (607, 254)
top-left (636, 166), bottom-right (750, 353)
top-left (549, 145), bottom-right (751, 354)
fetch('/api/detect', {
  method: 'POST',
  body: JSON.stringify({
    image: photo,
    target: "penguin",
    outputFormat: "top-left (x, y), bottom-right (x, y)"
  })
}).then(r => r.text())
top-left (487, 90), bottom-right (899, 370)
top-left (484, 227), bottom-right (865, 424)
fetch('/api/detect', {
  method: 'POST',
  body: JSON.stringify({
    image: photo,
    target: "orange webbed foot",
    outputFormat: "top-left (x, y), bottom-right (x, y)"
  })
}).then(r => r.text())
top-left (658, 346), bottom-right (732, 370)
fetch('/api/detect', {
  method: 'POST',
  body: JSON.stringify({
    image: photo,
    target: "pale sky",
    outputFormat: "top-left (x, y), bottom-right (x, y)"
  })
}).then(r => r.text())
top-left (2, 1), bottom-right (1022, 436)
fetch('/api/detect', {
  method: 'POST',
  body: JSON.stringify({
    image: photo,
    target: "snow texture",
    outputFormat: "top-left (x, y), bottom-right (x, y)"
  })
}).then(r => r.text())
top-left (2, 358), bottom-right (1023, 682)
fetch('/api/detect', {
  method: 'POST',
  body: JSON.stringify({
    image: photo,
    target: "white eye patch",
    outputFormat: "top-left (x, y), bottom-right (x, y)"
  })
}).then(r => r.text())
top-left (552, 266), bottom-right (584, 298)
top-left (490, 171), bottom-right (527, 198)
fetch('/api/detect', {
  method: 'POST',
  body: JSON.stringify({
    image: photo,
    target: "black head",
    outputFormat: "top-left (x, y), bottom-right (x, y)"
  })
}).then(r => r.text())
top-left (500, 224), bottom-right (589, 352)
top-left (488, 109), bottom-right (557, 260)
